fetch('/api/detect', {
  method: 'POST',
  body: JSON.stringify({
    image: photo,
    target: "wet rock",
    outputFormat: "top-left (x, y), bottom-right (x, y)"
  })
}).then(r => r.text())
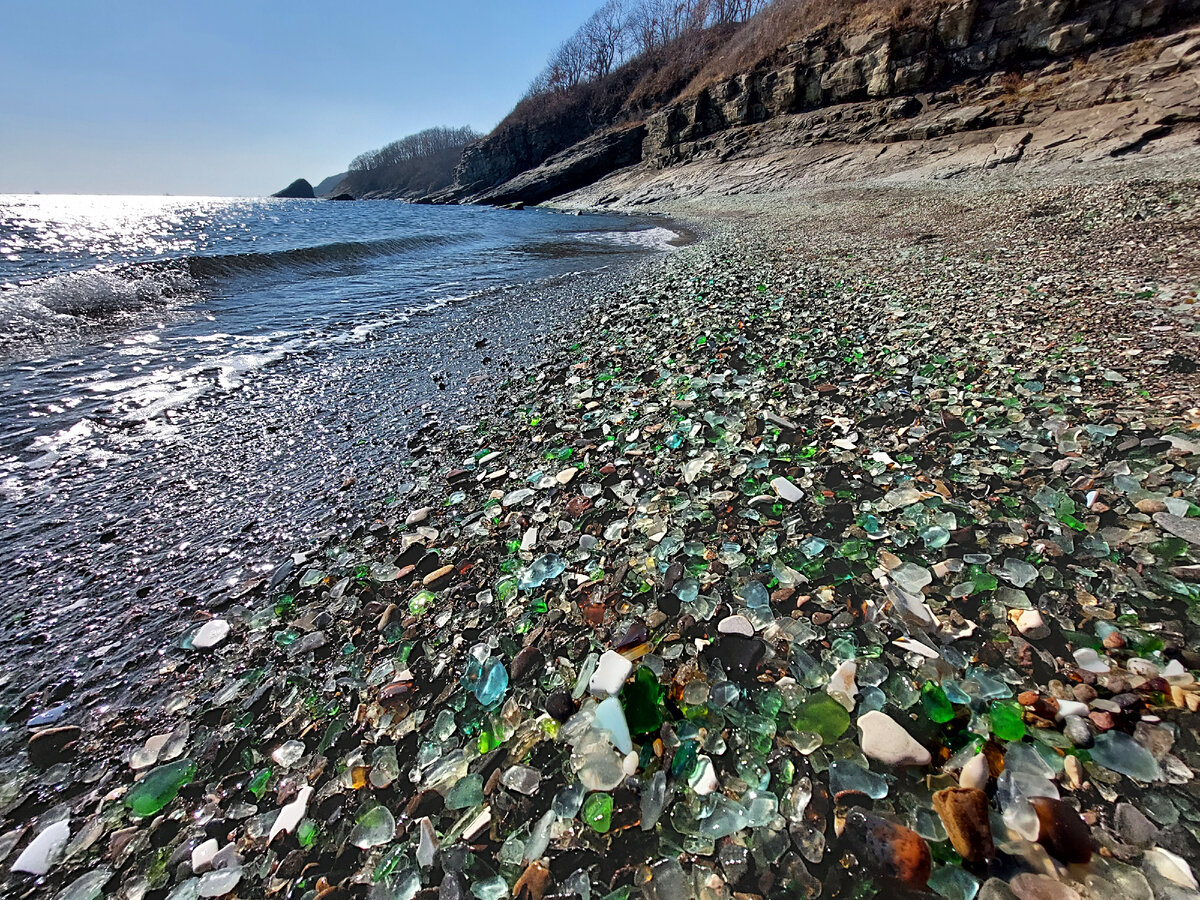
top-left (1030, 797), bottom-right (1093, 864)
top-left (841, 809), bottom-right (931, 890)
top-left (857, 711), bottom-right (931, 767)
top-left (933, 787), bottom-right (994, 863)
top-left (28, 725), bottom-right (81, 767)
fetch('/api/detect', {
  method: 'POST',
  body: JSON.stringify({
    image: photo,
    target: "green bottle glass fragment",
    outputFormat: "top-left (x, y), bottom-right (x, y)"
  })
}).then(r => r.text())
top-left (248, 768), bottom-right (271, 799)
top-left (790, 693), bottom-right (850, 744)
top-left (297, 820), bottom-right (318, 849)
top-left (582, 792), bottom-right (613, 833)
top-left (671, 739), bottom-right (699, 778)
top-left (990, 699), bottom-right (1026, 741)
top-left (921, 682), bottom-right (955, 724)
top-left (125, 759), bottom-right (197, 817)
top-left (621, 667), bottom-right (664, 736)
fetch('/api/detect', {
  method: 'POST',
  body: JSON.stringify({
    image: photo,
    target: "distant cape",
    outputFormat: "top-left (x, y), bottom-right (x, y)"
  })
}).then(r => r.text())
top-left (271, 178), bottom-right (315, 199)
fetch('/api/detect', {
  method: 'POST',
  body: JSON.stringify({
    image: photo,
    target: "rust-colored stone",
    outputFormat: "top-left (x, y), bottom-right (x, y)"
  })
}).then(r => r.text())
top-left (842, 809), bottom-right (931, 890)
top-left (514, 861), bottom-right (553, 900)
top-left (932, 787), bottom-right (994, 863)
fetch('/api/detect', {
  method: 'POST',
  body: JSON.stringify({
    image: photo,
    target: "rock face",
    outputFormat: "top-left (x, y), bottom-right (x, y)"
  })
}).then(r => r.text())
top-left (466, 126), bottom-right (646, 206)
top-left (271, 178), bottom-right (316, 199)
top-left (641, 0), bottom-right (1200, 167)
top-left (449, 0), bottom-right (1200, 205)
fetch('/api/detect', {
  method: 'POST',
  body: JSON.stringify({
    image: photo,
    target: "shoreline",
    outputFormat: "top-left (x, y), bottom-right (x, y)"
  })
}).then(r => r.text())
top-left (6, 171), bottom-right (1200, 898)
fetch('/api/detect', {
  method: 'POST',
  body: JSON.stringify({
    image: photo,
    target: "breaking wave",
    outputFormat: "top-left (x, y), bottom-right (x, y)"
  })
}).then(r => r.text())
top-left (0, 233), bottom-right (458, 354)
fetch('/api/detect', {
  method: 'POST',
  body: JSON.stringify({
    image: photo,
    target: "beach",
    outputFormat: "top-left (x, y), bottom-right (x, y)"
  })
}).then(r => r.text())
top-left (6, 170), bottom-right (1200, 898)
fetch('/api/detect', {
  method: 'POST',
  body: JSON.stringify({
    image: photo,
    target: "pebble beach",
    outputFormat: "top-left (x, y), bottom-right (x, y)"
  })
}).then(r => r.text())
top-left (7, 170), bottom-right (1200, 900)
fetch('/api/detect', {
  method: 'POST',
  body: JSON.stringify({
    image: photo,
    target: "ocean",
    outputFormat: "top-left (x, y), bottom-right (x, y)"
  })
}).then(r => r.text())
top-left (0, 195), bottom-right (677, 723)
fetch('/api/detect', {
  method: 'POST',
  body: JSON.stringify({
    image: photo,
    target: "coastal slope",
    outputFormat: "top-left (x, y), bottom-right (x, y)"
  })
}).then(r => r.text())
top-left (448, 0), bottom-right (1200, 207)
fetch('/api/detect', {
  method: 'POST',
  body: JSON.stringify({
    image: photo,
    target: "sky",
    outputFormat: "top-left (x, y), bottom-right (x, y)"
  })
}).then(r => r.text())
top-left (0, 0), bottom-right (603, 196)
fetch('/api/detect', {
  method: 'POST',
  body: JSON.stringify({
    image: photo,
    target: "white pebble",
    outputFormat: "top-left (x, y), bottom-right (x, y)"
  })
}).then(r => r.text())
top-left (717, 614), bottom-right (753, 636)
top-left (588, 650), bottom-right (633, 697)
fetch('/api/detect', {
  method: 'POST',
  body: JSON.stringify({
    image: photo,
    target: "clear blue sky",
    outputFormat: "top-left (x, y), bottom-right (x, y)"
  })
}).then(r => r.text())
top-left (1, 0), bottom-right (602, 196)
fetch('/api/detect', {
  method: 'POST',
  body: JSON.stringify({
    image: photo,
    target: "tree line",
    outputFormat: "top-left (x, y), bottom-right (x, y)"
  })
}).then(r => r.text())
top-left (529, 0), bottom-right (771, 95)
top-left (347, 126), bottom-right (483, 175)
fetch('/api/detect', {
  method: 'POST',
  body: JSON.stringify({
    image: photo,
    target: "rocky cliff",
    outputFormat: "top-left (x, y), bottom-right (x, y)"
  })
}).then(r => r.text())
top-left (449, 0), bottom-right (1200, 205)
top-left (643, 0), bottom-right (1199, 165)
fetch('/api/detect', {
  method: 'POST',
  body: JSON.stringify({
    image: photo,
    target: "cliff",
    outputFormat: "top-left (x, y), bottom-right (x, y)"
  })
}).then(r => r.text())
top-left (447, 0), bottom-right (1200, 205)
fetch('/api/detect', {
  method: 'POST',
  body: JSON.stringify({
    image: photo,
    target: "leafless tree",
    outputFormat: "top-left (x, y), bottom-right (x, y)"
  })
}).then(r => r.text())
top-left (526, 0), bottom-right (772, 98)
top-left (581, 0), bottom-right (628, 79)
top-left (348, 126), bottom-right (482, 173)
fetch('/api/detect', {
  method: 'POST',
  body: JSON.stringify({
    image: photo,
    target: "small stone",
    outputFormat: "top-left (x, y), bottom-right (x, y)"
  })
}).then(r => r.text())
top-left (422, 564), bottom-right (454, 587)
top-left (1154, 512), bottom-right (1200, 546)
top-left (959, 753), bottom-right (989, 790)
top-left (544, 691), bottom-right (575, 722)
top-left (12, 819), bottom-right (70, 875)
top-left (405, 507), bottom-right (431, 526)
top-left (191, 839), bottom-right (219, 873)
top-left (717, 614), bottom-right (753, 636)
top-left (1142, 847), bottom-right (1198, 890)
top-left (1113, 802), bottom-right (1159, 848)
top-left (1009, 873), bottom-right (1081, 900)
top-left (933, 787), bottom-right (994, 863)
top-left (1030, 797), bottom-right (1093, 863)
top-left (1015, 609), bottom-right (1050, 639)
top-left (1088, 710), bottom-right (1115, 731)
top-left (857, 711), bottom-right (931, 767)
top-left (514, 861), bottom-right (553, 900)
top-left (1063, 716), bottom-right (1092, 748)
top-left (978, 879), bottom-right (1019, 900)
top-left (842, 809), bottom-right (931, 890)
top-left (28, 725), bottom-right (82, 767)
top-left (589, 650), bottom-right (633, 696)
top-left (191, 619), bottom-right (230, 650)
top-left (1072, 684), bottom-right (1097, 703)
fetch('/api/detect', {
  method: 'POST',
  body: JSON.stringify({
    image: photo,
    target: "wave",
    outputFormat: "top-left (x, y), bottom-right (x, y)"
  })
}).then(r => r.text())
top-left (0, 232), bottom-right (458, 355)
top-left (0, 265), bottom-right (199, 353)
top-left (184, 233), bottom-right (456, 279)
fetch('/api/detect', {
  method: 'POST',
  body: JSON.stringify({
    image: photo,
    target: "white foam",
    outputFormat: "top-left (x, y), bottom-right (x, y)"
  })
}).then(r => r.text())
top-left (580, 226), bottom-right (680, 252)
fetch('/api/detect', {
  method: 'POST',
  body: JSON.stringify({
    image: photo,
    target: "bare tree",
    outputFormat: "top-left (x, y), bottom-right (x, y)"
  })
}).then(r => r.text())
top-left (581, 0), bottom-right (629, 79)
top-left (525, 0), bottom-right (772, 98)
top-left (349, 126), bottom-right (482, 173)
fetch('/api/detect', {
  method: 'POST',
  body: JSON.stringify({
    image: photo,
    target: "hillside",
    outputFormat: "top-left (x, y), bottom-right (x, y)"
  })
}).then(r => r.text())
top-left (443, 0), bottom-right (1200, 205)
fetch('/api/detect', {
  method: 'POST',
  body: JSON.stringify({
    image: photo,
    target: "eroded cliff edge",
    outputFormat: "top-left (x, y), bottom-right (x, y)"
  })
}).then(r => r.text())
top-left (447, 0), bottom-right (1200, 206)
